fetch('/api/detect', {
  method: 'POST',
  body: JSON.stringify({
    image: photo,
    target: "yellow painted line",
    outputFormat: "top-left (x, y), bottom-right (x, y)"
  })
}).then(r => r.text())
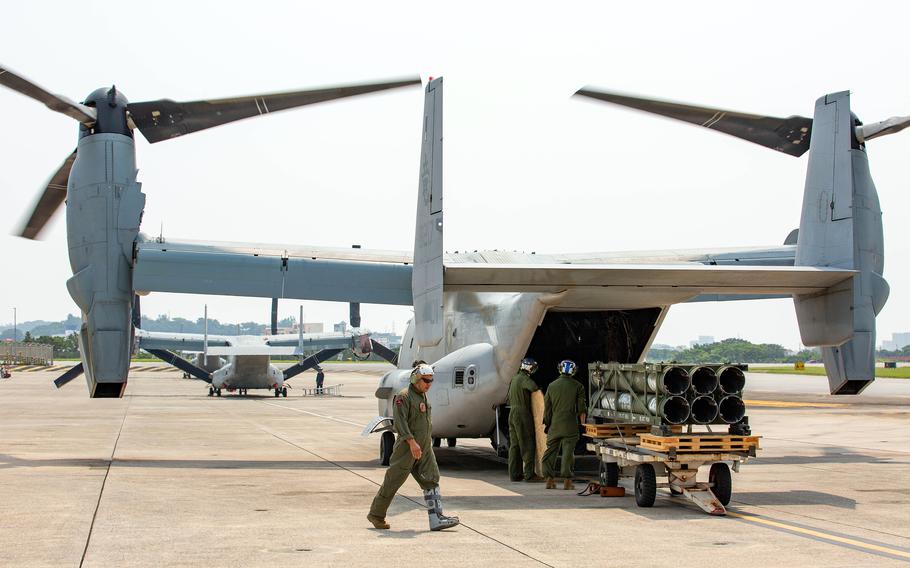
top-left (743, 399), bottom-right (847, 409)
top-left (727, 511), bottom-right (910, 559)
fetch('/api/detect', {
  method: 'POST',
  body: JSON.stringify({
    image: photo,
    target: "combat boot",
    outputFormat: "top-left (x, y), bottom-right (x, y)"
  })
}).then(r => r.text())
top-left (545, 477), bottom-right (556, 489)
top-left (367, 514), bottom-right (390, 529)
top-left (563, 478), bottom-right (575, 490)
top-left (423, 487), bottom-right (460, 531)
top-left (525, 474), bottom-right (545, 483)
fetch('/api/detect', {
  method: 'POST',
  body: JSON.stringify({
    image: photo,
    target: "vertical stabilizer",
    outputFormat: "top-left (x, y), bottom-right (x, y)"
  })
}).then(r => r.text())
top-left (413, 78), bottom-right (444, 347)
top-left (794, 91), bottom-right (888, 394)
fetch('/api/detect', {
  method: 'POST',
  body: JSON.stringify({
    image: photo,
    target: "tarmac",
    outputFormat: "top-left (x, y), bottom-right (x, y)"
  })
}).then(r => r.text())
top-left (2, 363), bottom-right (909, 567)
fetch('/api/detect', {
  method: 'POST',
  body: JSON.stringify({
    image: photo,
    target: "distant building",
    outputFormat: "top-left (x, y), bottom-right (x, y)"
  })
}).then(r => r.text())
top-left (333, 321), bottom-right (347, 333)
top-left (881, 332), bottom-right (910, 351)
top-left (689, 335), bottom-right (715, 347)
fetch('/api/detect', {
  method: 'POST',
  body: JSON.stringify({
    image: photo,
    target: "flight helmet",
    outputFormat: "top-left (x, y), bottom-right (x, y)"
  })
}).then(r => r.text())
top-left (519, 358), bottom-right (538, 375)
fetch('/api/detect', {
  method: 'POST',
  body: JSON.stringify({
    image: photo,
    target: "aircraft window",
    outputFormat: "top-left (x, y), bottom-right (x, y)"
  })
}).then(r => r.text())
top-left (454, 368), bottom-right (465, 387)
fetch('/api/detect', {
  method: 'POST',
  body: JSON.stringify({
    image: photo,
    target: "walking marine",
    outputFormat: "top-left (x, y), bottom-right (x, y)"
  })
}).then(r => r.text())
top-left (508, 357), bottom-right (543, 482)
top-left (542, 359), bottom-right (587, 490)
top-left (368, 363), bottom-right (460, 531)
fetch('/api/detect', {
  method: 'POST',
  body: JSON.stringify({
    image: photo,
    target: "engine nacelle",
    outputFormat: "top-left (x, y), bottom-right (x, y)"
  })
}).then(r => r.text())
top-left (352, 333), bottom-right (373, 359)
top-left (66, 133), bottom-right (145, 398)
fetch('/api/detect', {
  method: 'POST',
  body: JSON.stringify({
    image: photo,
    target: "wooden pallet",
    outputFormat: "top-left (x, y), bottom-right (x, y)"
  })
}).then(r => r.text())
top-left (638, 433), bottom-right (760, 454)
top-left (584, 423), bottom-right (681, 439)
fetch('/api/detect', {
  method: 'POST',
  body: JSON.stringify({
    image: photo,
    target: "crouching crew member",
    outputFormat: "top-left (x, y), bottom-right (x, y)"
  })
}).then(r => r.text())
top-left (368, 363), bottom-right (460, 531)
top-left (508, 357), bottom-right (543, 482)
top-left (542, 359), bottom-right (587, 490)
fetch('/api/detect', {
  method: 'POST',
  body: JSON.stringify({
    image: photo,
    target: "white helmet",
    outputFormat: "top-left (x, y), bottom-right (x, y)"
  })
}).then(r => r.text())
top-left (411, 363), bottom-right (435, 384)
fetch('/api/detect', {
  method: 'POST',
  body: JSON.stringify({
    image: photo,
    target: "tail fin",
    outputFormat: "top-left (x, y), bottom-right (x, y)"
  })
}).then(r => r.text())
top-left (794, 91), bottom-right (888, 394)
top-left (412, 77), bottom-right (444, 347)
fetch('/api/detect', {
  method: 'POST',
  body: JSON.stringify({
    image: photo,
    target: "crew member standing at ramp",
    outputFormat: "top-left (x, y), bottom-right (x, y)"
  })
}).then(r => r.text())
top-left (543, 360), bottom-right (587, 490)
top-left (508, 358), bottom-right (543, 482)
top-left (367, 363), bottom-right (460, 531)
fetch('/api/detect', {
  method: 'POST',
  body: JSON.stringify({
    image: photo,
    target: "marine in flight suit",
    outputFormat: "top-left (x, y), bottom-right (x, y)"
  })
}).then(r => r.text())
top-left (508, 358), bottom-right (541, 481)
top-left (542, 360), bottom-right (587, 490)
top-left (368, 364), bottom-right (459, 531)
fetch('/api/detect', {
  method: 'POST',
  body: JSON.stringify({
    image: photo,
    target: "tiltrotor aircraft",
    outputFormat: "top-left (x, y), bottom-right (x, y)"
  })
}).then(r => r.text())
top-left (0, 64), bottom-right (418, 396)
top-left (5, 67), bottom-right (906, 461)
top-left (125, 303), bottom-right (394, 396)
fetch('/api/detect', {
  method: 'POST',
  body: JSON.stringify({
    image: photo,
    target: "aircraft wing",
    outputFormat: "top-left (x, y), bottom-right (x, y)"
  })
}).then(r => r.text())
top-left (136, 329), bottom-right (233, 352)
top-left (133, 237), bottom-right (413, 305)
top-left (442, 263), bottom-right (854, 309)
top-left (132, 236), bottom-right (822, 310)
top-left (136, 329), bottom-right (358, 356)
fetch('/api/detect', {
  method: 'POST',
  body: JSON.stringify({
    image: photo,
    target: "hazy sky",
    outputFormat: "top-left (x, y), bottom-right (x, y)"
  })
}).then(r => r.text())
top-left (1, 1), bottom-right (908, 349)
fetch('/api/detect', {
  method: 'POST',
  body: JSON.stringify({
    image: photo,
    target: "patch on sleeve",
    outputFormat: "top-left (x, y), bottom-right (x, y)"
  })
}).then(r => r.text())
top-left (419, 402), bottom-right (427, 413)
top-left (394, 396), bottom-right (403, 407)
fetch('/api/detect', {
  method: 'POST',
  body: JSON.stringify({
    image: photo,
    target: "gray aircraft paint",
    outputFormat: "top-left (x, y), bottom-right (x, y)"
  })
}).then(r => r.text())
top-left (66, 132), bottom-right (144, 398)
top-left (794, 91), bottom-right (887, 394)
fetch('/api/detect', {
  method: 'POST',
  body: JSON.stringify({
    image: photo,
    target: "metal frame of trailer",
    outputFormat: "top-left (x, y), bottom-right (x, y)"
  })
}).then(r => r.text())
top-left (586, 433), bottom-right (758, 516)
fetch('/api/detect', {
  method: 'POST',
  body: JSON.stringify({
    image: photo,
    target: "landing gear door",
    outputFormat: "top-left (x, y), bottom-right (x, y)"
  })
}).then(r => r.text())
top-left (362, 416), bottom-right (393, 437)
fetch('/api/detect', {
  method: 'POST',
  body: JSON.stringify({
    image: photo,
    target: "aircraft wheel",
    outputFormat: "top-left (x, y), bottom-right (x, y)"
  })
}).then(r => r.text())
top-left (432, 437), bottom-right (441, 448)
top-left (380, 431), bottom-right (395, 466)
top-left (447, 437), bottom-right (456, 448)
top-left (634, 464), bottom-right (657, 507)
top-left (274, 389), bottom-right (280, 397)
top-left (208, 387), bottom-right (214, 397)
top-left (282, 387), bottom-right (288, 397)
top-left (709, 462), bottom-right (732, 506)
top-left (216, 389), bottom-right (221, 397)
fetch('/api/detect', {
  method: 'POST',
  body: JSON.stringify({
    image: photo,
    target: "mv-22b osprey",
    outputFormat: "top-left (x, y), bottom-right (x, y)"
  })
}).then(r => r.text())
top-left (6, 68), bottom-right (906, 461)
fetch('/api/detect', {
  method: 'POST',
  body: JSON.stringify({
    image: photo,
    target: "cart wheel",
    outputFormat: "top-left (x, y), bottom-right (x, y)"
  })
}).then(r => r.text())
top-left (634, 463), bottom-right (657, 507)
top-left (600, 461), bottom-right (619, 487)
top-left (447, 437), bottom-right (457, 448)
top-left (709, 463), bottom-right (732, 506)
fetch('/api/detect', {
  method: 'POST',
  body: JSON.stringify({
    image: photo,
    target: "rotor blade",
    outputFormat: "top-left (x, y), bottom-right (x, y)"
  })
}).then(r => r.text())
top-left (128, 76), bottom-right (422, 144)
top-left (0, 65), bottom-right (96, 125)
top-left (18, 149), bottom-right (77, 239)
top-left (574, 87), bottom-right (813, 157)
top-left (370, 339), bottom-right (399, 366)
top-left (857, 115), bottom-right (910, 143)
top-left (53, 363), bottom-right (84, 389)
top-left (283, 348), bottom-right (344, 381)
top-left (132, 294), bottom-right (142, 329)
top-left (144, 349), bottom-right (212, 382)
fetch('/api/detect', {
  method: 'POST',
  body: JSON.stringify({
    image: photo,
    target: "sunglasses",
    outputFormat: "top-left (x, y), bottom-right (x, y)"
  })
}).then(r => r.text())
top-left (421, 378), bottom-right (434, 384)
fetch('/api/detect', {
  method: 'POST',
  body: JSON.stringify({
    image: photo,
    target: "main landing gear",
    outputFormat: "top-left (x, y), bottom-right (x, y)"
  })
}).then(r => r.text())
top-left (274, 387), bottom-right (288, 397)
top-left (379, 431), bottom-right (395, 466)
top-left (236, 388), bottom-right (248, 396)
top-left (208, 387), bottom-right (222, 397)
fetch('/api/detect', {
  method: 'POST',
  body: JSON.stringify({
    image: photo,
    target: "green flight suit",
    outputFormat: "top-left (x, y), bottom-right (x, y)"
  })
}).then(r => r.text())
top-left (369, 384), bottom-right (440, 519)
top-left (542, 374), bottom-right (586, 479)
top-left (507, 370), bottom-right (539, 480)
